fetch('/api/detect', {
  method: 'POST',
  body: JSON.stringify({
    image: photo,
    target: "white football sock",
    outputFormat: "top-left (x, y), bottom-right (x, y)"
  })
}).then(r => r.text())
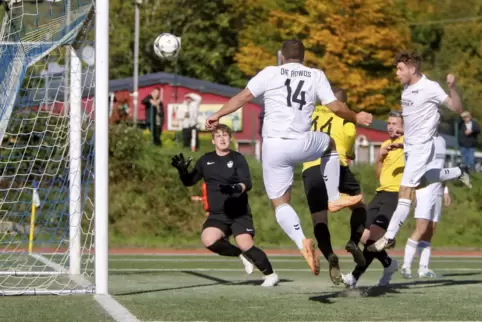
top-left (385, 199), bottom-right (412, 240)
top-left (425, 167), bottom-right (461, 184)
top-left (403, 238), bottom-right (419, 268)
top-left (275, 204), bottom-right (306, 250)
top-left (320, 151), bottom-right (340, 202)
top-left (418, 241), bottom-right (431, 271)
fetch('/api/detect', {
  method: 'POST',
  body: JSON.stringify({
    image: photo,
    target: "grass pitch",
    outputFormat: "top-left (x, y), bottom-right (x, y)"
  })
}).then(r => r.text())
top-left (1, 253), bottom-right (482, 321)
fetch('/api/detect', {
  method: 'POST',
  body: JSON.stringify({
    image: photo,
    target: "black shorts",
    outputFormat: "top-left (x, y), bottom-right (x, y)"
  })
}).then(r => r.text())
top-left (366, 191), bottom-right (399, 230)
top-left (302, 165), bottom-right (361, 213)
top-left (202, 213), bottom-right (255, 237)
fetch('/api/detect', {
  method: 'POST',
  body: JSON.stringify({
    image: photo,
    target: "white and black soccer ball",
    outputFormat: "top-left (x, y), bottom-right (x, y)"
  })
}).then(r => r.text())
top-left (153, 33), bottom-right (181, 60)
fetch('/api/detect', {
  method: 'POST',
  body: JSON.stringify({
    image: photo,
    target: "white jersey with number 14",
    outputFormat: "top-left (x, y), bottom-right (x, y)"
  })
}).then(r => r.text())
top-left (246, 63), bottom-right (337, 139)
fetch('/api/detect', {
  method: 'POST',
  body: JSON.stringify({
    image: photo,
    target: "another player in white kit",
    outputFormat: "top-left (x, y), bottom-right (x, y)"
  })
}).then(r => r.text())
top-left (205, 40), bottom-right (373, 275)
top-left (401, 133), bottom-right (451, 278)
top-left (369, 51), bottom-right (471, 252)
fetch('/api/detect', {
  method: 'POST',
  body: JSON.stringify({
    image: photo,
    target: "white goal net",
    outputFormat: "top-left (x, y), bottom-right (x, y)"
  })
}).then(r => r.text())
top-left (0, 0), bottom-right (98, 295)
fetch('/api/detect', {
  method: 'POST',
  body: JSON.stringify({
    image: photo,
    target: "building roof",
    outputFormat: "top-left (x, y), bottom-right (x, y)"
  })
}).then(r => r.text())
top-left (110, 72), bottom-right (264, 106)
top-left (16, 71), bottom-right (263, 107)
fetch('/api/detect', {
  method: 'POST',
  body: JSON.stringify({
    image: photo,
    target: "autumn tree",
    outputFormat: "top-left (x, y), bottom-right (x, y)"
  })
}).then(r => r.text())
top-left (236, 0), bottom-right (411, 115)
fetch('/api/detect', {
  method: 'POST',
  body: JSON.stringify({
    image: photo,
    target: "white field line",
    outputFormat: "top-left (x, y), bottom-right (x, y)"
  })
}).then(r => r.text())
top-left (110, 253), bottom-right (482, 258)
top-left (104, 267), bottom-right (482, 273)
top-left (106, 258), bottom-right (482, 263)
top-left (40, 252), bottom-right (482, 259)
top-left (29, 253), bottom-right (140, 322)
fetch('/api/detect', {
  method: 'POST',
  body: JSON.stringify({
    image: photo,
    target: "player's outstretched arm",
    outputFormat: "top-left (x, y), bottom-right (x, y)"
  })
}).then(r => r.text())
top-left (171, 153), bottom-right (203, 186)
top-left (325, 101), bottom-right (373, 126)
top-left (443, 74), bottom-right (462, 113)
top-left (206, 89), bottom-right (254, 130)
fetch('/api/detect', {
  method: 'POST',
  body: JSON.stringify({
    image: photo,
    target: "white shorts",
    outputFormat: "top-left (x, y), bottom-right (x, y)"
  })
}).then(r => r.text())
top-left (401, 139), bottom-right (435, 188)
top-left (414, 183), bottom-right (443, 222)
top-left (262, 132), bottom-right (331, 199)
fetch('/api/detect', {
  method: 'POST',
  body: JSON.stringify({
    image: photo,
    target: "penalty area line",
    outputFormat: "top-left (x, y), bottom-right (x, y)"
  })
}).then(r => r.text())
top-left (28, 253), bottom-right (140, 322)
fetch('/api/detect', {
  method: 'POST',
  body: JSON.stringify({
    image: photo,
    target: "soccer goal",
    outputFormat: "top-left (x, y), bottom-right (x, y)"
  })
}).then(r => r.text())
top-left (0, 0), bottom-right (108, 295)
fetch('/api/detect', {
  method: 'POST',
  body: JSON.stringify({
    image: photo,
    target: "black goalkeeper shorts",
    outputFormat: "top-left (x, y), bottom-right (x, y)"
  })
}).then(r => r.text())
top-left (202, 213), bottom-right (255, 237)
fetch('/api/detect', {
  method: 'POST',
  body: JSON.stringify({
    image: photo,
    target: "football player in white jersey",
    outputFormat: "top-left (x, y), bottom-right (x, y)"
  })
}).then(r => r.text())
top-left (401, 133), bottom-right (451, 279)
top-left (369, 51), bottom-right (471, 252)
top-left (205, 40), bottom-right (373, 275)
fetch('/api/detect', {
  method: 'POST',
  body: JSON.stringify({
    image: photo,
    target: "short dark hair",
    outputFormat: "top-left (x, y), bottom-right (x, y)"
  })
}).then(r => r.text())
top-left (281, 40), bottom-right (305, 61)
top-left (211, 124), bottom-right (232, 138)
top-left (332, 88), bottom-right (347, 103)
top-left (388, 110), bottom-right (403, 123)
top-left (395, 51), bottom-right (422, 72)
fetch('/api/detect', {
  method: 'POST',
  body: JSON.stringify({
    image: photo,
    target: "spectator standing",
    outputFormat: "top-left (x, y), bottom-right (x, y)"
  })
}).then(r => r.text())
top-left (458, 111), bottom-right (480, 170)
top-left (177, 93), bottom-right (201, 150)
top-left (142, 88), bottom-right (164, 146)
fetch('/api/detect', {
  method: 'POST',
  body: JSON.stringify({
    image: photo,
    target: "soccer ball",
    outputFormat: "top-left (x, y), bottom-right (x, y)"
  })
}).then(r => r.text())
top-left (153, 33), bottom-right (181, 60)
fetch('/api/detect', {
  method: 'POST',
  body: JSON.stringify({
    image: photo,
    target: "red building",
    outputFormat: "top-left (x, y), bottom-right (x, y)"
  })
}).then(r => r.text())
top-left (109, 72), bottom-right (263, 159)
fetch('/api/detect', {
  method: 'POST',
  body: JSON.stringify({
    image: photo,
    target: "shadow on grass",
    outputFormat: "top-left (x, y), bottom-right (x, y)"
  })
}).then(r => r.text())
top-left (114, 270), bottom-right (293, 296)
top-left (309, 274), bottom-right (482, 304)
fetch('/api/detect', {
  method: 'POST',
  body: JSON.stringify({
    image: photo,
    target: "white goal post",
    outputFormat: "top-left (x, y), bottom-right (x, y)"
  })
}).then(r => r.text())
top-left (95, 0), bottom-right (109, 296)
top-left (0, 0), bottom-right (109, 295)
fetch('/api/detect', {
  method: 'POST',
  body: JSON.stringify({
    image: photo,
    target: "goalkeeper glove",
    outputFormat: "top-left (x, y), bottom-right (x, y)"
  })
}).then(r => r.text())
top-left (171, 153), bottom-right (192, 174)
top-left (218, 183), bottom-right (243, 195)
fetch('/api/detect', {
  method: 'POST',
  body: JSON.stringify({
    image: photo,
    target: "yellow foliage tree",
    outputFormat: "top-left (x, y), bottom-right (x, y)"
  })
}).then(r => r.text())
top-left (235, 0), bottom-right (411, 114)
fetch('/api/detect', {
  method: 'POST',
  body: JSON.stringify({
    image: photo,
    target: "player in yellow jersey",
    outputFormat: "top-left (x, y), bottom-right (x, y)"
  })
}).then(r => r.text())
top-left (301, 88), bottom-right (366, 285)
top-left (341, 111), bottom-right (404, 288)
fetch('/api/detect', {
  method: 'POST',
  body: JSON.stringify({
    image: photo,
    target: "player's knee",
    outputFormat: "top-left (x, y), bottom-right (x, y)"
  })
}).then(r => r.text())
top-left (201, 229), bottom-right (224, 248)
top-left (234, 234), bottom-right (254, 252)
top-left (271, 193), bottom-right (291, 210)
top-left (370, 217), bottom-right (389, 237)
top-left (415, 219), bottom-right (430, 233)
top-left (360, 229), bottom-right (371, 245)
top-left (399, 186), bottom-right (414, 200)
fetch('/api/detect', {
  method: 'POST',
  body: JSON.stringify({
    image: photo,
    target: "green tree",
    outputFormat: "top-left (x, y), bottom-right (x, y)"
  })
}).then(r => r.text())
top-left (109, 0), bottom-right (248, 86)
top-left (403, 0), bottom-right (482, 130)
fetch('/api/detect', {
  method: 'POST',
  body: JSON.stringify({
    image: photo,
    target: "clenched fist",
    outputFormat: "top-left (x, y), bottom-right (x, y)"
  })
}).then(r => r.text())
top-left (446, 74), bottom-right (456, 89)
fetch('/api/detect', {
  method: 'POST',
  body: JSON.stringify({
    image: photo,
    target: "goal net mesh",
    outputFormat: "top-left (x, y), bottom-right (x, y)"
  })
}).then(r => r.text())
top-left (0, 0), bottom-right (95, 295)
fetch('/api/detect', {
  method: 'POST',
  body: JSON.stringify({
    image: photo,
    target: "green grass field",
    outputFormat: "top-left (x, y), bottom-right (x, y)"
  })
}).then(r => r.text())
top-left (1, 252), bottom-right (482, 321)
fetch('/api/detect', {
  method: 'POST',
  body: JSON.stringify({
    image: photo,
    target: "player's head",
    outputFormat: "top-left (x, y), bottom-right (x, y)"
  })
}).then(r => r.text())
top-left (152, 88), bottom-right (160, 98)
top-left (333, 88), bottom-right (347, 103)
top-left (212, 124), bottom-right (232, 152)
top-left (281, 40), bottom-right (305, 64)
top-left (395, 51), bottom-right (422, 85)
top-left (387, 111), bottom-right (403, 139)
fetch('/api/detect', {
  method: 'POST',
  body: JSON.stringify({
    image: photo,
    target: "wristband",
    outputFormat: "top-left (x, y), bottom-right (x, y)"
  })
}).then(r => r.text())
top-left (444, 186), bottom-right (449, 194)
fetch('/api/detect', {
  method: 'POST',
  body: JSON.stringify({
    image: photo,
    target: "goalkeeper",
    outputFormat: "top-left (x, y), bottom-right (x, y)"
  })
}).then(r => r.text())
top-left (171, 124), bottom-right (279, 287)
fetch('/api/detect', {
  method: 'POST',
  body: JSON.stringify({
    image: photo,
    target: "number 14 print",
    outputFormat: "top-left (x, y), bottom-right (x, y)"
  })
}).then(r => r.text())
top-left (284, 79), bottom-right (307, 110)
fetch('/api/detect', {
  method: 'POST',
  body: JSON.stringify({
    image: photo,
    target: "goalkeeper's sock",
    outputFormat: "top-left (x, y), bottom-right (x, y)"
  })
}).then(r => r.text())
top-left (207, 239), bottom-right (242, 257)
top-left (243, 246), bottom-right (274, 276)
